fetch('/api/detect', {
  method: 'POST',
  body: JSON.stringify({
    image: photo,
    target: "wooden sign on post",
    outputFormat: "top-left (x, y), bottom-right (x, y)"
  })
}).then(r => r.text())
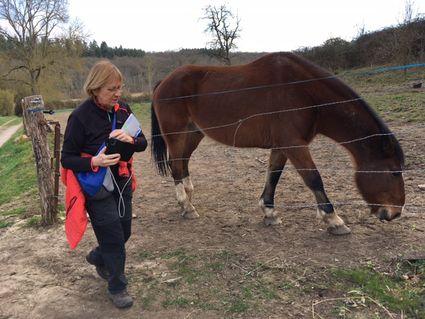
top-left (22, 95), bottom-right (57, 225)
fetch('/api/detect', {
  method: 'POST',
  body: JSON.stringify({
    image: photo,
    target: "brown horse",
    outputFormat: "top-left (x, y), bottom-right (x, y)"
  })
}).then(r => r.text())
top-left (151, 52), bottom-right (405, 235)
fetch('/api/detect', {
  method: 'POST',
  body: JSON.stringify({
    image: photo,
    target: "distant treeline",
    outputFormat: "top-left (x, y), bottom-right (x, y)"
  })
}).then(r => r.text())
top-left (297, 18), bottom-right (425, 70)
top-left (81, 40), bottom-right (146, 58)
top-left (61, 16), bottom-right (425, 69)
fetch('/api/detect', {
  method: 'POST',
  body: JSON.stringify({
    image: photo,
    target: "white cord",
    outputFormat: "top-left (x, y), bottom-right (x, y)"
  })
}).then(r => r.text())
top-left (110, 171), bottom-right (133, 218)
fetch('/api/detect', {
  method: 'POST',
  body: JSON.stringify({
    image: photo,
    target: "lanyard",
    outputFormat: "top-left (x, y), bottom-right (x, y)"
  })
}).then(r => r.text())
top-left (107, 111), bottom-right (117, 130)
top-left (95, 112), bottom-right (116, 156)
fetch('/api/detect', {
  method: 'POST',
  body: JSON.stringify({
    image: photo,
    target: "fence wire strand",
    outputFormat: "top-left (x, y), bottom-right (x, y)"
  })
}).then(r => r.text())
top-left (145, 72), bottom-right (425, 213)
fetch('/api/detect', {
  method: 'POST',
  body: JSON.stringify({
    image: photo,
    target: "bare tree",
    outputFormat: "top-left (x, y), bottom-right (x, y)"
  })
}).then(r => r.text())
top-left (395, 0), bottom-right (420, 66)
top-left (402, 0), bottom-right (416, 24)
top-left (144, 54), bottom-right (156, 93)
top-left (0, 0), bottom-right (71, 94)
top-left (202, 4), bottom-right (241, 65)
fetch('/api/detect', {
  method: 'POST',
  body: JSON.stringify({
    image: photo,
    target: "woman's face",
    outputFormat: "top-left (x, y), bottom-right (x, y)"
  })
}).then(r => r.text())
top-left (95, 79), bottom-right (123, 108)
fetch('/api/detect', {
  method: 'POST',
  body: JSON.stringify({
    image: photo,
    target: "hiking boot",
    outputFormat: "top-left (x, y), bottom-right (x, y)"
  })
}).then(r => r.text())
top-left (86, 254), bottom-right (109, 281)
top-left (108, 290), bottom-right (133, 309)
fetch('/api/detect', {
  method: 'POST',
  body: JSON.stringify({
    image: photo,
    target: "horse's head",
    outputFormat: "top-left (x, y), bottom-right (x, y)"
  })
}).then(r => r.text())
top-left (355, 135), bottom-right (405, 221)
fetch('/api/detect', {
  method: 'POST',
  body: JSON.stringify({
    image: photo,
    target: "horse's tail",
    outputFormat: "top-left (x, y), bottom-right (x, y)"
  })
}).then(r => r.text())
top-left (151, 82), bottom-right (170, 176)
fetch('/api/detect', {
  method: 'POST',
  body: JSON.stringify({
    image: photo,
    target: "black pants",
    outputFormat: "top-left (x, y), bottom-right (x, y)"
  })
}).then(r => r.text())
top-left (85, 175), bottom-right (133, 294)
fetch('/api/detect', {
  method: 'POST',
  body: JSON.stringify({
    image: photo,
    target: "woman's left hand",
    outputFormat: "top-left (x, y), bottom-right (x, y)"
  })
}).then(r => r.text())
top-left (110, 129), bottom-right (133, 143)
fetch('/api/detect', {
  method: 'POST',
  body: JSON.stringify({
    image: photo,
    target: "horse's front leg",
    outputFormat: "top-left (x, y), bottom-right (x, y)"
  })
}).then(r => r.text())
top-left (286, 147), bottom-right (351, 235)
top-left (260, 149), bottom-right (287, 225)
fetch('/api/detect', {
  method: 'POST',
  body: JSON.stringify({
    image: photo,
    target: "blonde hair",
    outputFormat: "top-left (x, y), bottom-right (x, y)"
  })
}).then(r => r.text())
top-left (83, 60), bottom-right (123, 97)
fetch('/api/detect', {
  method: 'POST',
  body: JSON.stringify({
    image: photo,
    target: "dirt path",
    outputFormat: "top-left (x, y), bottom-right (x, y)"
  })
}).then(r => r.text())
top-left (0, 123), bottom-right (23, 147)
top-left (0, 121), bottom-right (424, 319)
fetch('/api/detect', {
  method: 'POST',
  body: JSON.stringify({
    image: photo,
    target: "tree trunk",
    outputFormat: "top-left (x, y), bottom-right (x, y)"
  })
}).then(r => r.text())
top-left (22, 95), bottom-right (57, 225)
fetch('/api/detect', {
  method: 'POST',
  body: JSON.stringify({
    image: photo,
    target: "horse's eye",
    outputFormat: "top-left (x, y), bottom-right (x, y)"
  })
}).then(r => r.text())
top-left (392, 171), bottom-right (402, 177)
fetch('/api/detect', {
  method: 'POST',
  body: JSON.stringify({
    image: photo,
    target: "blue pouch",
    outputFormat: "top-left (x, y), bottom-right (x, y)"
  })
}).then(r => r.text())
top-left (76, 142), bottom-right (107, 197)
top-left (76, 166), bottom-right (107, 197)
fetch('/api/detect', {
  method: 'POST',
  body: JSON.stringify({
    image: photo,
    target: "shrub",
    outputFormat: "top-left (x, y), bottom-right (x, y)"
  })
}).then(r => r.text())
top-left (121, 92), bottom-right (152, 104)
top-left (44, 99), bottom-right (82, 110)
top-left (13, 87), bottom-right (32, 116)
top-left (0, 89), bottom-right (15, 116)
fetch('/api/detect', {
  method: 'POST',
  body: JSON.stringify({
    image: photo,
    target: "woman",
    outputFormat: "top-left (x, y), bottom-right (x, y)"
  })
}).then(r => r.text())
top-left (61, 60), bottom-right (147, 308)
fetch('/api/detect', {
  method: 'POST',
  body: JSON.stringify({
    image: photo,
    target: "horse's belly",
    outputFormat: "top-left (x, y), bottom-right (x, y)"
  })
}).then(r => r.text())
top-left (197, 121), bottom-right (277, 148)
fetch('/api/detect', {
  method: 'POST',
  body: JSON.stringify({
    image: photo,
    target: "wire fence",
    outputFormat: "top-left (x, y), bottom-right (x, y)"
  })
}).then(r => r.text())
top-left (141, 72), bottom-right (425, 215)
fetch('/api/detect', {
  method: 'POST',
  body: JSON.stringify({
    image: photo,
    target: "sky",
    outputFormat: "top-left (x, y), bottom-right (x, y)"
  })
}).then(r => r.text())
top-left (68, 0), bottom-right (425, 52)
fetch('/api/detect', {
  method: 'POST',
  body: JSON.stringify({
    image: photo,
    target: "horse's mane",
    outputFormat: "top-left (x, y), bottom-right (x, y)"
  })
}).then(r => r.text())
top-left (282, 52), bottom-right (405, 166)
top-left (325, 73), bottom-right (405, 165)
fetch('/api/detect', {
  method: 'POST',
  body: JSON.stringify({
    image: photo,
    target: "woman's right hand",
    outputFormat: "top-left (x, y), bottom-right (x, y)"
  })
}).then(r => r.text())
top-left (91, 147), bottom-right (121, 167)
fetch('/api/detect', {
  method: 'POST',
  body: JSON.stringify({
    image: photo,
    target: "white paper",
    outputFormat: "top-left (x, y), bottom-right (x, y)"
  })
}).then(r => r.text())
top-left (122, 113), bottom-right (141, 137)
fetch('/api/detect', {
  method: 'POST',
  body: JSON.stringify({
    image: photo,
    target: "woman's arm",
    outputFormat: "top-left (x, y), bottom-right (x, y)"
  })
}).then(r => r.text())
top-left (61, 115), bottom-right (93, 172)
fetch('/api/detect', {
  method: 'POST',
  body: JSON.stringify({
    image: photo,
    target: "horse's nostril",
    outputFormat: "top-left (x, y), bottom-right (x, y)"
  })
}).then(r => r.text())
top-left (378, 209), bottom-right (390, 221)
top-left (378, 209), bottom-right (401, 221)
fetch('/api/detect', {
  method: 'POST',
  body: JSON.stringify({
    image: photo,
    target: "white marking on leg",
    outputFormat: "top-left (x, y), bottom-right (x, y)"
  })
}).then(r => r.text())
top-left (259, 199), bottom-right (277, 218)
top-left (175, 183), bottom-right (187, 206)
top-left (259, 198), bottom-right (282, 225)
top-left (182, 177), bottom-right (194, 202)
top-left (317, 209), bottom-right (345, 227)
top-left (175, 183), bottom-right (199, 219)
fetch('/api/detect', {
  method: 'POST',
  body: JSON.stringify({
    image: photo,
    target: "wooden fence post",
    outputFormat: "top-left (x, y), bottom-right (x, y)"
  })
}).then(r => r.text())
top-left (22, 95), bottom-right (57, 225)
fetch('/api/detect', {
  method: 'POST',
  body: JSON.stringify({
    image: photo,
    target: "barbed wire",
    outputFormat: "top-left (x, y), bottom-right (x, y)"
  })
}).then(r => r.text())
top-left (147, 79), bottom-right (423, 178)
top-left (133, 156), bottom-right (424, 175)
top-left (148, 97), bottom-right (364, 140)
top-left (142, 128), bottom-right (410, 165)
top-left (146, 123), bottom-right (400, 155)
top-left (111, 73), bottom-right (425, 219)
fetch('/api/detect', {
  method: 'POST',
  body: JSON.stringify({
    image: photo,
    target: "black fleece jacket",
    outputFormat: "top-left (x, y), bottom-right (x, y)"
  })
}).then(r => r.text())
top-left (61, 98), bottom-right (147, 172)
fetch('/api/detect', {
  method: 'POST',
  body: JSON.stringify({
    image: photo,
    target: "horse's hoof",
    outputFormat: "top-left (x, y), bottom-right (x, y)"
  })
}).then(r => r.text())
top-left (327, 224), bottom-right (351, 235)
top-left (264, 216), bottom-right (282, 226)
top-left (182, 210), bottom-right (200, 219)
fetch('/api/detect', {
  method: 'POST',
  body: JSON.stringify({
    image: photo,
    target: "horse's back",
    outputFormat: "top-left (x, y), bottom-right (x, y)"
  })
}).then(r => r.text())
top-left (152, 52), bottom-right (336, 147)
top-left (153, 52), bottom-right (330, 99)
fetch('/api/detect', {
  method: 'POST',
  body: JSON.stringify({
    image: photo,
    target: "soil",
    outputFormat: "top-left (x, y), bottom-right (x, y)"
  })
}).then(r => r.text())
top-left (0, 115), bottom-right (424, 319)
top-left (0, 124), bottom-right (22, 147)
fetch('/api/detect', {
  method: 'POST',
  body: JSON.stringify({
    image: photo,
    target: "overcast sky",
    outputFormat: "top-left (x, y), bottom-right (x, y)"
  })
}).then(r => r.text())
top-left (68, 0), bottom-right (425, 52)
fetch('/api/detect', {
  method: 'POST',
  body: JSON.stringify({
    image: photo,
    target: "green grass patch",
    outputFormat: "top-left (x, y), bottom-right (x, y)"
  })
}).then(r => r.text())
top-left (341, 66), bottom-right (425, 89)
top-left (130, 103), bottom-right (151, 126)
top-left (24, 215), bottom-right (42, 227)
top-left (0, 128), bottom-right (37, 206)
top-left (0, 220), bottom-right (13, 228)
top-left (134, 248), bottom-right (286, 315)
top-left (339, 67), bottom-right (425, 124)
top-left (0, 115), bottom-right (21, 126)
top-left (225, 298), bottom-right (250, 313)
top-left (0, 207), bottom-right (26, 217)
top-left (162, 296), bottom-right (192, 308)
top-left (365, 92), bottom-right (425, 123)
top-left (135, 247), bottom-right (425, 317)
top-left (333, 263), bottom-right (425, 317)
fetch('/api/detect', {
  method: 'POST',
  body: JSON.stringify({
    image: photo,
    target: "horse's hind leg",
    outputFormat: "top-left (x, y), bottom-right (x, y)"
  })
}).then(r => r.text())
top-left (285, 146), bottom-right (351, 235)
top-left (260, 149), bottom-right (287, 225)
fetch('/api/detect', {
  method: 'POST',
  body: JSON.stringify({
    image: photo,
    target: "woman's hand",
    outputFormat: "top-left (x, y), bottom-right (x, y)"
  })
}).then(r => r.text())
top-left (91, 147), bottom-right (120, 167)
top-left (110, 129), bottom-right (133, 143)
